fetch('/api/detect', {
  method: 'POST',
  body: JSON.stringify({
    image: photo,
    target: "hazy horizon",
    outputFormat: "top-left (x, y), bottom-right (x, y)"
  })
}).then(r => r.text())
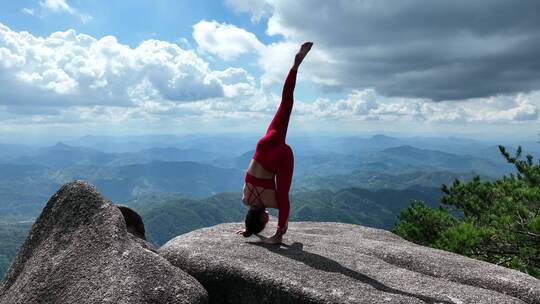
top-left (0, 131), bottom-right (538, 147)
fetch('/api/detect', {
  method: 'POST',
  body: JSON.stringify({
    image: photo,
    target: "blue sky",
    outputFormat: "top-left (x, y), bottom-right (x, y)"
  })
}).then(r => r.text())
top-left (2, 1), bottom-right (259, 44)
top-left (0, 0), bottom-right (539, 142)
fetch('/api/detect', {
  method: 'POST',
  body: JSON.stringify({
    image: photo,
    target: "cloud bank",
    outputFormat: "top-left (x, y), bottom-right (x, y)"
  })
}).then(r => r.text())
top-left (228, 0), bottom-right (540, 101)
top-left (0, 23), bottom-right (261, 110)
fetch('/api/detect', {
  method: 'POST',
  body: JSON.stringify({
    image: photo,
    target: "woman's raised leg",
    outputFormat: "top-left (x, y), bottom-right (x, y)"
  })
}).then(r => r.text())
top-left (265, 42), bottom-right (313, 141)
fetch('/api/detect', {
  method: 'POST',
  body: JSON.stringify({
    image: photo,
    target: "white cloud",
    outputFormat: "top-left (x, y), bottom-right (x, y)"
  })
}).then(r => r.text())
top-left (193, 20), bottom-right (264, 60)
top-left (22, 8), bottom-right (35, 16)
top-left (476, 95), bottom-right (539, 122)
top-left (40, 0), bottom-right (74, 14)
top-left (39, 0), bottom-right (92, 23)
top-left (224, 0), bottom-right (273, 22)
top-left (211, 67), bottom-right (257, 98)
top-left (191, 21), bottom-right (306, 86)
top-left (0, 23), bottom-right (264, 110)
top-left (293, 89), bottom-right (540, 124)
top-left (296, 90), bottom-right (378, 120)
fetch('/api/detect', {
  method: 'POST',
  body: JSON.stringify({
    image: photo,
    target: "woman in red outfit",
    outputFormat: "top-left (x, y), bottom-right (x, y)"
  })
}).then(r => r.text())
top-left (235, 42), bottom-right (313, 244)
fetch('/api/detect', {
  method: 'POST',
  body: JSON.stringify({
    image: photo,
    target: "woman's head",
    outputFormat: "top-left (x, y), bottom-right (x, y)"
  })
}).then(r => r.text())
top-left (242, 207), bottom-right (269, 237)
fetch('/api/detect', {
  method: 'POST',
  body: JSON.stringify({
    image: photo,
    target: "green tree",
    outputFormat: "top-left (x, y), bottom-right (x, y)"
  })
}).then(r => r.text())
top-left (393, 145), bottom-right (540, 279)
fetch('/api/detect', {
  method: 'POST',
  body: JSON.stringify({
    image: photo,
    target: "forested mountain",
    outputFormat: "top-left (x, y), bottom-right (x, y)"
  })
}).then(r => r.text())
top-left (211, 145), bottom-right (510, 176)
top-left (3, 142), bottom-right (222, 167)
top-left (132, 186), bottom-right (441, 246)
top-left (0, 163), bottom-right (476, 219)
top-left (0, 219), bottom-right (32, 278)
top-left (65, 134), bottom-right (257, 155)
top-left (0, 164), bottom-right (58, 217)
top-left (296, 170), bottom-right (486, 192)
top-left (0, 161), bottom-right (244, 217)
top-left (373, 145), bottom-right (511, 176)
top-left (0, 138), bottom-right (514, 219)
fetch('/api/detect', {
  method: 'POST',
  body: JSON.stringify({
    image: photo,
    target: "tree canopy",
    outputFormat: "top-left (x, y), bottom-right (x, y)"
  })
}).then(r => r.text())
top-left (393, 145), bottom-right (540, 279)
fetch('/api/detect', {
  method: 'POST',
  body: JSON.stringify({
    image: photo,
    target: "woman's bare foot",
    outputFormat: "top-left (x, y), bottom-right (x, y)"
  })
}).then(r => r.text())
top-left (293, 42), bottom-right (313, 69)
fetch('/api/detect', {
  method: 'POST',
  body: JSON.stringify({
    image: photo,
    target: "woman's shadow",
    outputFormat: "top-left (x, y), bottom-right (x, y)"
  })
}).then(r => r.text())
top-left (247, 237), bottom-right (455, 304)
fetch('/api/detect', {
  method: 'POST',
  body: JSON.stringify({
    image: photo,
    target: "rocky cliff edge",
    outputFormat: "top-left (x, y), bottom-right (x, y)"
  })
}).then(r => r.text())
top-left (160, 222), bottom-right (540, 304)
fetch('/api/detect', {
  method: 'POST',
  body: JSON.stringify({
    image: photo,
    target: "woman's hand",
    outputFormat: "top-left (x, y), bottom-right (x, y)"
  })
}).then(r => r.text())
top-left (263, 233), bottom-right (283, 244)
top-left (235, 229), bottom-right (246, 235)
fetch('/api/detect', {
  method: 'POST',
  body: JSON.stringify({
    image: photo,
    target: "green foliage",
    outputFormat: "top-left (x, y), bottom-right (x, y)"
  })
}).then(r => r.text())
top-left (136, 192), bottom-right (246, 246)
top-left (0, 220), bottom-right (32, 279)
top-left (392, 201), bottom-right (456, 246)
top-left (393, 145), bottom-right (540, 278)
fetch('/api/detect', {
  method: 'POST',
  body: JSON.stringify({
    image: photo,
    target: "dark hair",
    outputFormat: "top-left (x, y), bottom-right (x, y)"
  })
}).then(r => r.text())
top-left (243, 208), bottom-right (266, 237)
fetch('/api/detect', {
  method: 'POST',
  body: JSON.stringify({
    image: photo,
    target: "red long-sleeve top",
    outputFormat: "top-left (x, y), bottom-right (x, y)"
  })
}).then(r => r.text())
top-left (252, 68), bottom-right (297, 233)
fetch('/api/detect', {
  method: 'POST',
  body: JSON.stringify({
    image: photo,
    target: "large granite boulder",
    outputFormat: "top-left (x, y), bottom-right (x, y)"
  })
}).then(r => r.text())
top-left (160, 222), bottom-right (540, 304)
top-left (0, 181), bottom-right (208, 304)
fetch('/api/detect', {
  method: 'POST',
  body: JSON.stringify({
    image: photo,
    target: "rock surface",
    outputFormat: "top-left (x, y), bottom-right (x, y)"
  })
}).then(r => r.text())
top-left (0, 181), bottom-right (208, 304)
top-left (160, 222), bottom-right (540, 304)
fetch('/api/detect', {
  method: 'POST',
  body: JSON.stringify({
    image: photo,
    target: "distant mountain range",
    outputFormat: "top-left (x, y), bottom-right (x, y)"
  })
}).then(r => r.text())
top-left (93, 161), bottom-right (244, 201)
top-left (0, 138), bottom-right (526, 219)
top-left (211, 144), bottom-right (513, 176)
top-left (368, 145), bottom-right (513, 176)
top-left (3, 142), bottom-right (221, 167)
top-left (3, 134), bottom-right (537, 170)
top-left (0, 161), bottom-right (244, 217)
top-left (26, 133), bottom-right (537, 158)
top-left (296, 170), bottom-right (488, 192)
top-left (64, 134), bottom-right (257, 155)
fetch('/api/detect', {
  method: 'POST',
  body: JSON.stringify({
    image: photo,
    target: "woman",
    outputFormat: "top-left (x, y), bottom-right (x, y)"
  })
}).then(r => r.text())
top-left (235, 42), bottom-right (313, 244)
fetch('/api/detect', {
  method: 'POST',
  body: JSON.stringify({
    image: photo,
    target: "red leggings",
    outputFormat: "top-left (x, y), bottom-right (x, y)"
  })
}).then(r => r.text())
top-left (247, 68), bottom-right (297, 233)
top-left (265, 68), bottom-right (297, 142)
